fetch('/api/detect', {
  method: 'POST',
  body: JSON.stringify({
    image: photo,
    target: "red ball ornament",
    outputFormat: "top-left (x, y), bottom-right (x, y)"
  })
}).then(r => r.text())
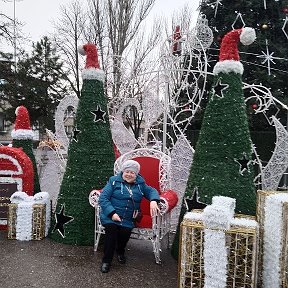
top-left (283, 7), bottom-right (288, 14)
top-left (251, 103), bottom-right (258, 110)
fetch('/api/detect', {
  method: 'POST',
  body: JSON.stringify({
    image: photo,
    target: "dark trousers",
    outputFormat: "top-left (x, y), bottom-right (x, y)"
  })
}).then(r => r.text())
top-left (102, 223), bottom-right (132, 264)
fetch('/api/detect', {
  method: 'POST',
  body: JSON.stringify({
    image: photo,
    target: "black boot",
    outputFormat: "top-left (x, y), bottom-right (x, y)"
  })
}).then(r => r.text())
top-left (101, 263), bottom-right (111, 273)
top-left (117, 254), bottom-right (126, 264)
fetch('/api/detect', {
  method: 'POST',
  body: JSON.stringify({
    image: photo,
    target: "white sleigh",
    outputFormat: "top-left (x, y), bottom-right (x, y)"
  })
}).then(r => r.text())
top-left (89, 148), bottom-right (178, 264)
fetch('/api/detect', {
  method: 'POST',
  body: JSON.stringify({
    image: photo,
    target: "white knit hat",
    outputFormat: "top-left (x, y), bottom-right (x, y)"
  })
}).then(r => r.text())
top-left (121, 160), bottom-right (140, 175)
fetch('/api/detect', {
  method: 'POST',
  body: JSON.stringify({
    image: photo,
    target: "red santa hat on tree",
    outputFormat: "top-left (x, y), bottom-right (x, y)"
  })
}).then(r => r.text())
top-left (172, 25), bottom-right (182, 56)
top-left (213, 27), bottom-right (256, 75)
top-left (78, 43), bottom-right (105, 81)
top-left (11, 105), bottom-right (34, 140)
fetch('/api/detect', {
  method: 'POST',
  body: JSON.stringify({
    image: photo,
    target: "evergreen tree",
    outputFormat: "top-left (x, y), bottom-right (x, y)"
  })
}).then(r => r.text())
top-left (49, 44), bottom-right (115, 245)
top-left (1, 37), bottom-right (68, 134)
top-left (172, 28), bottom-right (257, 259)
top-left (199, 0), bottom-right (288, 130)
top-left (11, 106), bottom-right (41, 194)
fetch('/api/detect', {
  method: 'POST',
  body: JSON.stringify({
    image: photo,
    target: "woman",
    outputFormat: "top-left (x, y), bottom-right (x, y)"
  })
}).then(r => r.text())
top-left (99, 159), bottom-right (160, 273)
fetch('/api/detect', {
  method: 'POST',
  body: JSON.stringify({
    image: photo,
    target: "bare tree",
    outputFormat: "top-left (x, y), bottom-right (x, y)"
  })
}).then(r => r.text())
top-left (51, 0), bottom-right (163, 140)
top-left (51, 0), bottom-right (86, 97)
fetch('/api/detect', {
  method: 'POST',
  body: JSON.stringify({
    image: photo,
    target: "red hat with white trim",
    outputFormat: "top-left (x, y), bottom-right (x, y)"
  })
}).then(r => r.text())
top-left (11, 106), bottom-right (34, 140)
top-left (78, 43), bottom-right (105, 81)
top-left (213, 27), bottom-right (256, 75)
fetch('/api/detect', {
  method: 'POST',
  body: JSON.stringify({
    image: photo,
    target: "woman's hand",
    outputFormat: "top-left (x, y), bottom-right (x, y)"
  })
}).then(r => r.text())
top-left (150, 201), bottom-right (160, 217)
top-left (112, 213), bottom-right (121, 222)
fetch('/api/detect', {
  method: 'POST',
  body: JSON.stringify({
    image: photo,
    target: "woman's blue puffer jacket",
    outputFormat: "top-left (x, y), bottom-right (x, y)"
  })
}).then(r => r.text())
top-left (99, 172), bottom-right (160, 229)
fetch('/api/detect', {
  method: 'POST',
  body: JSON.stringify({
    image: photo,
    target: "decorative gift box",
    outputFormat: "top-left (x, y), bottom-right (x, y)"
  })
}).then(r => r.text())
top-left (7, 191), bottom-right (51, 241)
top-left (178, 196), bottom-right (258, 288)
top-left (256, 190), bottom-right (288, 288)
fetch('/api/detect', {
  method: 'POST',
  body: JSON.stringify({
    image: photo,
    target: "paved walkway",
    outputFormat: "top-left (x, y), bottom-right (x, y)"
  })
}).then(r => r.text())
top-left (0, 231), bottom-right (179, 288)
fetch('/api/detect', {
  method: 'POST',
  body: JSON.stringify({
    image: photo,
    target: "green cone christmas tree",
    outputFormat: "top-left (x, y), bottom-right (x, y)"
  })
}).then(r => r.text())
top-left (11, 105), bottom-right (41, 195)
top-left (49, 43), bottom-right (115, 245)
top-left (172, 27), bottom-right (257, 259)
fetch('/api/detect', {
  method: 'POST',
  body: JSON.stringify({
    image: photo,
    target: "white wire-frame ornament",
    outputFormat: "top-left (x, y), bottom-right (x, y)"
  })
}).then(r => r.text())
top-left (37, 129), bottom-right (67, 212)
top-left (243, 83), bottom-right (281, 125)
top-left (54, 94), bottom-right (79, 151)
top-left (110, 98), bottom-right (141, 155)
top-left (256, 39), bottom-right (278, 76)
top-left (169, 134), bottom-right (194, 233)
top-left (261, 116), bottom-right (288, 190)
top-left (282, 16), bottom-right (288, 40)
top-left (160, 26), bottom-right (210, 139)
top-left (206, 0), bottom-right (223, 17)
top-left (189, 14), bottom-right (213, 50)
top-left (231, 12), bottom-right (246, 29)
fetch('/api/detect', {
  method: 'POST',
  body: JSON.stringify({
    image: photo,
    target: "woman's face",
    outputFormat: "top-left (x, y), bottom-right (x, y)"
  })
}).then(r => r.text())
top-left (122, 170), bottom-right (137, 183)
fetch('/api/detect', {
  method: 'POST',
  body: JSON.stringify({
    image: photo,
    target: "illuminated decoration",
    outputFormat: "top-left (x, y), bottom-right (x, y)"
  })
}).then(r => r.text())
top-left (160, 24), bottom-right (210, 141)
top-left (189, 14), bottom-right (213, 50)
top-left (142, 90), bottom-right (163, 129)
top-left (11, 106), bottom-right (34, 140)
top-left (172, 25), bottom-right (182, 55)
top-left (282, 16), bottom-right (288, 40)
top-left (78, 43), bottom-right (105, 81)
top-left (8, 191), bottom-right (51, 241)
top-left (261, 116), bottom-right (288, 191)
top-left (0, 146), bottom-right (34, 195)
top-left (251, 103), bottom-right (258, 110)
top-left (52, 204), bottom-right (74, 238)
top-left (257, 40), bottom-right (278, 76)
top-left (90, 147), bottom-right (177, 264)
top-left (178, 196), bottom-right (258, 287)
top-left (207, 0), bottom-right (223, 17)
top-left (243, 82), bottom-right (285, 125)
top-left (257, 190), bottom-right (288, 288)
top-left (37, 131), bottom-right (66, 212)
top-left (261, 23), bottom-right (269, 29)
top-left (91, 105), bottom-right (106, 123)
top-left (172, 26), bottom-right (257, 260)
top-left (49, 43), bottom-right (115, 246)
top-left (54, 94), bottom-right (79, 152)
top-left (169, 135), bottom-right (194, 232)
top-left (0, 146), bottom-right (34, 229)
top-left (211, 78), bottom-right (229, 99)
top-left (231, 12), bottom-right (246, 30)
top-left (110, 99), bottom-right (141, 155)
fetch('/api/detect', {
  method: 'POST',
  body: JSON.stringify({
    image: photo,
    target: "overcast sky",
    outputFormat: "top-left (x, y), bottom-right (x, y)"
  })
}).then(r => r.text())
top-left (1, 0), bottom-right (200, 52)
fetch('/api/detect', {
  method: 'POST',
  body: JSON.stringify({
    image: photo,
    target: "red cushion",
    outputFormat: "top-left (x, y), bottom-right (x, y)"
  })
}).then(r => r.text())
top-left (132, 157), bottom-right (161, 228)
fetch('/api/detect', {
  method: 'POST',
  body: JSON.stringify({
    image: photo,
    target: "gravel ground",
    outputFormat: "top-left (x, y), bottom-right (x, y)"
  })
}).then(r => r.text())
top-left (0, 230), bottom-right (179, 288)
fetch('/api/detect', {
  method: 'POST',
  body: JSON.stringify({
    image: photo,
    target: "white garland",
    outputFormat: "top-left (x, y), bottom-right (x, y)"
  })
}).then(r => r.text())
top-left (184, 211), bottom-right (203, 221)
top-left (183, 198), bottom-right (233, 287)
top-left (82, 68), bottom-right (105, 81)
top-left (213, 60), bottom-right (244, 75)
top-left (204, 229), bottom-right (228, 288)
top-left (10, 191), bottom-right (51, 240)
top-left (263, 193), bottom-right (288, 288)
top-left (11, 129), bottom-right (35, 140)
top-left (16, 201), bottom-right (34, 240)
top-left (230, 217), bottom-right (258, 228)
